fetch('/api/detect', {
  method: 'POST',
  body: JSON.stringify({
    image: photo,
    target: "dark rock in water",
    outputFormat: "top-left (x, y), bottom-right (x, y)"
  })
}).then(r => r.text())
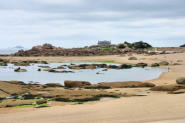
top-left (43, 68), bottom-right (52, 71)
top-left (45, 83), bottom-right (63, 87)
top-left (56, 66), bottom-right (65, 69)
top-left (38, 68), bottom-right (41, 71)
top-left (14, 67), bottom-right (27, 72)
top-left (68, 65), bottom-right (81, 69)
top-left (107, 65), bottom-right (119, 69)
top-left (159, 61), bottom-right (169, 66)
top-left (176, 77), bottom-right (185, 84)
top-left (48, 69), bottom-right (56, 72)
top-left (96, 64), bottom-right (107, 68)
top-left (48, 69), bottom-right (74, 73)
top-left (64, 80), bottom-right (91, 88)
top-left (151, 63), bottom-right (160, 67)
top-left (119, 64), bottom-right (132, 69)
top-left (68, 64), bottom-right (97, 69)
top-left (136, 63), bottom-right (148, 67)
top-left (128, 57), bottom-right (137, 60)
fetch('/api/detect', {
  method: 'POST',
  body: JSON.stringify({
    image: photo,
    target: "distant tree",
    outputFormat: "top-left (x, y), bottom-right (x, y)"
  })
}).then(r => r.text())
top-left (124, 41), bottom-right (133, 48)
top-left (132, 41), bottom-right (152, 49)
top-left (118, 43), bottom-right (126, 49)
top-left (180, 44), bottom-right (185, 47)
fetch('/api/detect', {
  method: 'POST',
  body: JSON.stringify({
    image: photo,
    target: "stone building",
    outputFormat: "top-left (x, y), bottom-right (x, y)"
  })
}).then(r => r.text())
top-left (98, 41), bottom-right (111, 46)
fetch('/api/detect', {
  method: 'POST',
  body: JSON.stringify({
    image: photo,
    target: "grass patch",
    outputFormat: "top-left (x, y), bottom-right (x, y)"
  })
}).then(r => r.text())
top-left (95, 60), bottom-right (116, 63)
top-left (16, 104), bottom-right (36, 108)
top-left (101, 47), bottom-right (115, 51)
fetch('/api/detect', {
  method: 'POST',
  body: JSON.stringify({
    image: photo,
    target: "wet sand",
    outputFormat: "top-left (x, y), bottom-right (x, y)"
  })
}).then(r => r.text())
top-left (0, 53), bottom-right (185, 123)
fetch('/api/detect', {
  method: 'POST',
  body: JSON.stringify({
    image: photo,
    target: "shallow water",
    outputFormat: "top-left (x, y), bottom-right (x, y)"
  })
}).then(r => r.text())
top-left (0, 61), bottom-right (168, 84)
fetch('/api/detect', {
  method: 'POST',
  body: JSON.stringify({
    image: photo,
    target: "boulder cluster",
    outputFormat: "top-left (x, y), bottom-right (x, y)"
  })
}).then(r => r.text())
top-left (14, 42), bottom-right (152, 56)
top-left (151, 77), bottom-right (185, 94)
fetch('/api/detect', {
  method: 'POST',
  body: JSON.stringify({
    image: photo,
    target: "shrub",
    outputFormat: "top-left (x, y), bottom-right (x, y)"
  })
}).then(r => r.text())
top-left (118, 44), bottom-right (126, 49)
top-left (132, 41), bottom-right (152, 49)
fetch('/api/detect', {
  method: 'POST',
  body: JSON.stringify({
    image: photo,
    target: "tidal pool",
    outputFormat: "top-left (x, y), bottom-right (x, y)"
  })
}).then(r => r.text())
top-left (0, 62), bottom-right (168, 84)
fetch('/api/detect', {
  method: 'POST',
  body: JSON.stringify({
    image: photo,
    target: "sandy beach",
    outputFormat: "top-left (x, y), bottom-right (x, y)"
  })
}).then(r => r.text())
top-left (0, 52), bottom-right (185, 123)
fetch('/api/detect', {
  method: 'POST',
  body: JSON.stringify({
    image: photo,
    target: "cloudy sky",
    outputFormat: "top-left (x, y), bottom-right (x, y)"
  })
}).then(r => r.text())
top-left (0, 0), bottom-right (185, 49)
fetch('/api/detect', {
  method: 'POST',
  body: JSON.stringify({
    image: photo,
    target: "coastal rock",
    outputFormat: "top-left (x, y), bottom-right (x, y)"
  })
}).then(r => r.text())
top-left (97, 82), bottom-right (155, 88)
top-left (119, 64), bottom-right (132, 69)
top-left (107, 65), bottom-right (119, 69)
top-left (45, 83), bottom-right (63, 87)
top-left (159, 61), bottom-right (169, 66)
top-left (151, 63), bottom-right (160, 67)
top-left (176, 77), bottom-right (185, 84)
top-left (136, 63), bottom-right (148, 67)
top-left (128, 57), bottom-right (137, 60)
top-left (151, 84), bottom-right (185, 92)
top-left (14, 67), bottom-right (27, 72)
top-left (56, 66), bottom-right (65, 69)
top-left (48, 69), bottom-right (74, 73)
top-left (68, 64), bottom-right (97, 69)
top-left (64, 80), bottom-right (91, 88)
top-left (36, 99), bottom-right (47, 105)
top-left (43, 68), bottom-right (52, 71)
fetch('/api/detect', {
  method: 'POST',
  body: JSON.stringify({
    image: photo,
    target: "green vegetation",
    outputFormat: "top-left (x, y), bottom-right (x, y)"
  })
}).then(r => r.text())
top-left (101, 47), bottom-right (116, 51)
top-left (95, 60), bottom-right (116, 63)
top-left (15, 104), bottom-right (36, 108)
top-left (118, 44), bottom-right (126, 49)
top-left (118, 41), bottom-right (152, 49)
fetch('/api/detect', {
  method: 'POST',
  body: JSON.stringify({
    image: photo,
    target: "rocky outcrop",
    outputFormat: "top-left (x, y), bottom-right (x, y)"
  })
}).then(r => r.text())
top-left (119, 64), bottom-right (132, 69)
top-left (136, 63), bottom-right (148, 67)
top-left (45, 83), bottom-right (63, 87)
top-left (159, 61), bottom-right (169, 66)
top-left (151, 63), bottom-right (160, 67)
top-left (64, 81), bottom-right (91, 88)
top-left (151, 84), bottom-right (185, 92)
top-left (176, 77), bottom-right (185, 84)
top-left (97, 82), bottom-right (155, 88)
top-left (14, 43), bottom-right (151, 57)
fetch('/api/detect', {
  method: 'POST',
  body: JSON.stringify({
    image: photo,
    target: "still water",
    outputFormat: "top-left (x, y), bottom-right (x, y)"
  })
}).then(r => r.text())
top-left (0, 62), bottom-right (168, 84)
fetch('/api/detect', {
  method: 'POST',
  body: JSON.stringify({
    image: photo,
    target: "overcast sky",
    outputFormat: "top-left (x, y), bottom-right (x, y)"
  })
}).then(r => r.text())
top-left (0, 0), bottom-right (185, 48)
